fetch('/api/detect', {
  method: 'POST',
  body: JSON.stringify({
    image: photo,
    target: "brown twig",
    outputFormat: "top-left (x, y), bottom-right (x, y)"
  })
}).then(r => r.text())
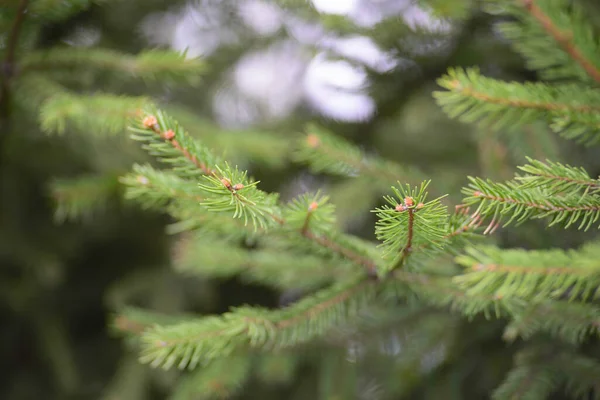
top-left (521, 0), bottom-right (600, 83)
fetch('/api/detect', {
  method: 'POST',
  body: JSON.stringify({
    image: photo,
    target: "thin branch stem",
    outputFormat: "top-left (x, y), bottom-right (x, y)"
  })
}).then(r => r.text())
top-left (522, 0), bottom-right (600, 83)
top-left (448, 80), bottom-right (600, 113)
top-left (152, 278), bottom-right (373, 347)
top-left (302, 230), bottom-right (379, 278)
top-left (391, 208), bottom-right (415, 272)
top-left (474, 191), bottom-right (600, 213)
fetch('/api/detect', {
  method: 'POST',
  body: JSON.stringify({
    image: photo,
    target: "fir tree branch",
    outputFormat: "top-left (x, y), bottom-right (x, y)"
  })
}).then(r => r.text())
top-left (50, 173), bottom-right (121, 222)
top-left (435, 68), bottom-right (600, 146)
top-left (172, 233), bottom-right (356, 290)
top-left (40, 92), bottom-right (150, 135)
top-left (301, 230), bottom-right (379, 278)
top-left (455, 245), bottom-right (600, 302)
top-left (521, 0), bottom-right (600, 83)
top-left (128, 110), bottom-right (382, 275)
top-left (516, 157), bottom-right (600, 194)
top-left (464, 177), bottom-right (600, 230)
top-left (374, 181), bottom-right (449, 274)
top-left (295, 123), bottom-right (421, 185)
top-left (20, 48), bottom-right (205, 84)
top-left (444, 77), bottom-right (600, 113)
top-left (492, 346), bottom-right (560, 400)
top-left (137, 112), bottom-right (217, 176)
top-left (170, 356), bottom-right (252, 400)
top-left (139, 275), bottom-right (377, 369)
top-left (503, 301), bottom-right (600, 344)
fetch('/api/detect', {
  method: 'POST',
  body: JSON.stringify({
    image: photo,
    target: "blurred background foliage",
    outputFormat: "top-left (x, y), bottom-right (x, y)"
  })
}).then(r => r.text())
top-left (1, 0), bottom-right (600, 399)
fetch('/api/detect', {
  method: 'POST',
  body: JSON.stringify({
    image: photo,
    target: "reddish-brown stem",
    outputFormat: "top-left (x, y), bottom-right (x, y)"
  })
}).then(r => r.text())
top-left (474, 191), bottom-right (600, 213)
top-left (448, 80), bottom-right (600, 113)
top-left (143, 119), bottom-right (376, 275)
top-left (302, 230), bottom-right (379, 278)
top-left (301, 211), bottom-right (313, 236)
top-left (521, 0), bottom-right (600, 83)
top-left (147, 278), bottom-right (373, 347)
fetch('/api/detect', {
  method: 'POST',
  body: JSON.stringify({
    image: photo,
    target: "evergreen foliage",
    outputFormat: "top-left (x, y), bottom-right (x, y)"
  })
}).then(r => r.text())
top-left (5, 0), bottom-right (600, 399)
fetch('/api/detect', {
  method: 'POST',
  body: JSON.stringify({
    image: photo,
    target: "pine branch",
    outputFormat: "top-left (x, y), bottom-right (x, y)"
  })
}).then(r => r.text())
top-left (138, 275), bottom-right (377, 369)
top-left (20, 48), bottom-right (205, 85)
top-left (455, 245), bottom-right (600, 302)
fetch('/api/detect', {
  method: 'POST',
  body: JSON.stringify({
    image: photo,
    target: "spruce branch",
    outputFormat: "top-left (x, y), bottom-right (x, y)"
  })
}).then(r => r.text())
top-left (294, 123), bottom-right (421, 185)
top-left (172, 233), bottom-right (355, 290)
top-left (138, 275), bottom-right (377, 369)
top-left (121, 164), bottom-right (207, 210)
top-left (121, 164), bottom-right (263, 237)
top-left (516, 157), bottom-right (600, 195)
top-left (20, 48), bottom-right (205, 85)
top-left (374, 181), bottom-right (449, 274)
top-left (463, 177), bottom-right (600, 230)
top-left (131, 107), bottom-right (221, 178)
top-left (492, 346), bottom-right (561, 400)
top-left (390, 270), bottom-right (526, 319)
top-left (50, 173), bottom-right (121, 222)
top-left (132, 108), bottom-right (284, 231)
top-left (520, 0), bottom-right (600, 83)
top-left (435, 67), bottom-right (600, 144)
top-left (283, 192), bottom-right (336, 236)
top-left (503, 301), bottom-right (600, 344)
top-left (39, 93), bottom-right (150, 135)
top-left (455, 245), bottom-right (600, 302)
top-left (484, 0), bottom-right (600, 83)
top-left (170, 356), bottom-right (252, 400)
top-left (127, 108), bottom-right (383, 275)
top-left (492, 346), bottom-right (600, 400)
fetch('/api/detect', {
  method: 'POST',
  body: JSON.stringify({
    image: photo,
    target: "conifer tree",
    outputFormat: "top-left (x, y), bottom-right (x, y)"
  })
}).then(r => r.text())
top-left (102, 1), bottom-right (600, 399)
top-left (5, 0), bottom-right (600, 399)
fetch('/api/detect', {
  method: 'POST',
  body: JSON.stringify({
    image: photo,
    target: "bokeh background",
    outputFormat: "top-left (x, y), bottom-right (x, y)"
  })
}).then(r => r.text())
top-left (2, 0), bottom-right (600, 399)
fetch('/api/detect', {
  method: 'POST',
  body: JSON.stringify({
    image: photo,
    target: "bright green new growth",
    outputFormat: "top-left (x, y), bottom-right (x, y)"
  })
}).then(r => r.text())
top-left (25, 0), bottom-right (600, 398)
